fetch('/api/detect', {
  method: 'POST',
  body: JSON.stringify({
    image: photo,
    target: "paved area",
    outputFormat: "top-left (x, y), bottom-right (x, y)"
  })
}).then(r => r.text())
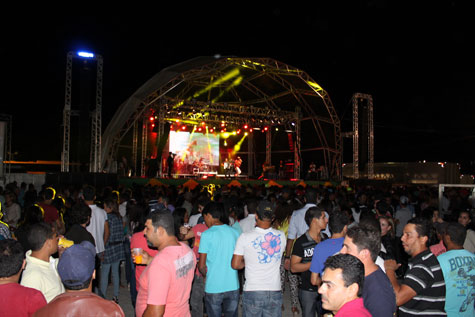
top-left (104, 263), bottom-right (301, 316)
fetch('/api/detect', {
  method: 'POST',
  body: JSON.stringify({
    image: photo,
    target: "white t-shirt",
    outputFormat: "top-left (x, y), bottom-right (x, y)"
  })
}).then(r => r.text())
top-left (86, 204), bottom-right (107, 253)
top-left (119, 201), bottom-right (127, 218)
top-left (233, 226), bottom-right (286, 291)
top-left (189, 213), bottom-right (202, 228)
top-left (239, 214), bottom-right (256, 233)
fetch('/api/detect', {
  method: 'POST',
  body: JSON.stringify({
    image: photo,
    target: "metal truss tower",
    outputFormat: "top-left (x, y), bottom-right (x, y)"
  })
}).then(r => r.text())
top-left (62, 52), bottom-right (103, 172)
top-left (351, 93), bottom-right (374, 179)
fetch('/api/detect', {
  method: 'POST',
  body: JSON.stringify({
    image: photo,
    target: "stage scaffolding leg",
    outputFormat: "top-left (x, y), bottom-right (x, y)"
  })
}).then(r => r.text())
top-left (132, 120), bottom-right (138, 176)
top-left (352, 96), bottom-right (359, 179)
top-left (294, 119), bottom-right (301, 180)
top-left (248, 132), bottom-right (253, 178)
top-left (266, 129), bottom-right (271, 165)
top-left (141, 117), bottom-right (148, 177)
top-left (157, 111), bottom-right (165, 178)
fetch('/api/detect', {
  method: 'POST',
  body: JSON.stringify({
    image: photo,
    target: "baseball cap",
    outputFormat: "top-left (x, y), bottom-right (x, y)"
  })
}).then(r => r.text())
top-left (58, 241), bottom-right (96, 287)
top-left (257, 200), bottom-right (274, 215)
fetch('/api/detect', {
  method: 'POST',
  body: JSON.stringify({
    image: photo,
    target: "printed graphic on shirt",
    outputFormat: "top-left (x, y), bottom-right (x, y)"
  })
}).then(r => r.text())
top-left (252, 232), bottom-right (283, 264)
top-left (174, 251), bottom-right (194, 279)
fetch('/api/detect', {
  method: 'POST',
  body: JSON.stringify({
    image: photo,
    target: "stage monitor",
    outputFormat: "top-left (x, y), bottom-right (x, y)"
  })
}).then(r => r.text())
top-left (169, 131), bottom-right (220, 174)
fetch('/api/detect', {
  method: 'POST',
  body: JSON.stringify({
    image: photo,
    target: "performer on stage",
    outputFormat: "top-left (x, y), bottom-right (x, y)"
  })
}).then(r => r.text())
top-left (234, 156), bottom-right (242, 177)
top-left (167, 152), bottom-right (175, 178)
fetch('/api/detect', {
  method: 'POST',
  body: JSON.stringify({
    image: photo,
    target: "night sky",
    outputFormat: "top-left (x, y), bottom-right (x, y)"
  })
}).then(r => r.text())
top-left (2, 3), bottom-right (475, 172)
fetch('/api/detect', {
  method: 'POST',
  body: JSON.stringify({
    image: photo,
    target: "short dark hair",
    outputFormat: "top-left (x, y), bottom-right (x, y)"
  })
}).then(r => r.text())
top-left (346, 226), bottom-right (381, 262)
top-left (64, 276), bottom-right (93, 291)
top-left (246, 198), bottom-right (258, 214)
top-left (324, 253), bottom-right (365, 297)
top-left (305, 188), bottom-right (318, 204)
top-left (202, 202), bottom-right (226, 223)
top-left (445, 222), bottom-right (466, 246)
top-left (83, 185), bottom-right (96, 201)
top-left (146, 210), bottom-right (175, 236)
top-left (376, 200), bottom-right (390, 215)
top-left (43, 187), bottom-right (55, 200)
top-left (329, 211), bottom-right (349, 234)
top-left (305, 207), bottom-right (325, 227)
top-left (407, 217), bottom-right (431, 246)
top-left (70, 202), bottom-right (91, 225)
top-left (28, 222), bottom-right (54, 251)
top-left (0, 239), bottom-right (24, 277)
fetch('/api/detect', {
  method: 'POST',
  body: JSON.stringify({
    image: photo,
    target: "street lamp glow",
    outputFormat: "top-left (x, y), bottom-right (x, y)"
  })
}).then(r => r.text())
top-left (77, 51), bottom-right (94, 58)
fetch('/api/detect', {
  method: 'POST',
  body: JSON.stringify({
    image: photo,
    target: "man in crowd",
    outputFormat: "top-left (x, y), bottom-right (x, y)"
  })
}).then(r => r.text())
top-left (340, 225), bottom-right (396, 316)
top-left (64, 201), bottom-right (95, 246)
top-left (0, 239), bottom-right (47, 316)
top-left (290, 206), bottom-right (328, 317)
top-left (34, 241), bottom-right (124, 316)
top-left (437, 222), bottom-right (474, 316)
top-left (232, 200), bottom-right (286, 316)
top-left (84, 185), bottom-right (108, 294)
top-left (310, 211), bottom-right (348, 287)
top-left (239, 198), bottom-right (258, 233)
top-left (84, 185), bottom-right (108, 256)
top-left (136, 210), bottom-right (196, 317)
top-left (318, 253), bottom-right (371, 316)
top-left (20, 222), bottom-right (65, 303)
top-left (286, 188), bottom-right (319, 272)
top-left (384, 217), bottom-right (446, 316)
top-left (199, 202), bottom-right (240, 317)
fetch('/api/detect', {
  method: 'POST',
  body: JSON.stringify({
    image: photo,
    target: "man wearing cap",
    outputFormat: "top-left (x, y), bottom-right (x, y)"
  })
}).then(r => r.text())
top-left (33, 241), bottom-right (124, 317)
top-left (232, 200), bottom-right (286, 316)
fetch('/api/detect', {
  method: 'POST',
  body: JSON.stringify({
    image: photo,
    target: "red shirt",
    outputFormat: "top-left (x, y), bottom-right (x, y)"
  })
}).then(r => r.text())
top-left (0, 283), bottom-right (47, 317)
top-left (38, 203), bottom-right (59, 224)
top-left (335, 298), bottom-right (371, 317)
top-left (191, 223), bottom-right (208, 276)
top-left (130, 232), bottom-right (159, 291)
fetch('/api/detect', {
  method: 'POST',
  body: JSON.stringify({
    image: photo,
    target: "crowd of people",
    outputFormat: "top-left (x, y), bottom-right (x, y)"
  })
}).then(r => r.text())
top-left (0, 180), bottom-right (474, 316)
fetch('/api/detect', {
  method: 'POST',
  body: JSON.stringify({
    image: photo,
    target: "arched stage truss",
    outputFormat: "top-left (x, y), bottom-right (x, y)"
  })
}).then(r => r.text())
top-left (101, 56), bottom-right (342, 180)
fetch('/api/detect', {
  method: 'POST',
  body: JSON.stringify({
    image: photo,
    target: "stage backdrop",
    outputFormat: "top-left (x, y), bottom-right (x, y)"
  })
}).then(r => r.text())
top-left (168, 131), bottom-right (220, 174)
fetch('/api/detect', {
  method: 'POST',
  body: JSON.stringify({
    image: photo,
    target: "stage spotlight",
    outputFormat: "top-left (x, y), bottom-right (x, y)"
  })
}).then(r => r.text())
top-left (151, 123), bottom-right (155, 128)
top-left (245, 132), bottom-right (248, 136)
top-left (244, 124), bottom-right (248, 129)
top-left (201, 121), bottom-right (206, 126)
top-left (149, 116), bottom-right (154, 121)
top-left (249, 128), bottom-right (253, 132)
top-left (198, 127), bottom-right (202, 132)
top-left (264, 126), bottom-right (269, 131)
top-left (237, 129), bottom-right (241, 134)
top-left (221, 122), bottom-right (226, 127)
top-left (181, 126), bottom-right (186, 131)
top-left (275, 127), bottom-right (279, 131)
top-left (210, 128), bottom-right (214, 133)
top-left (170, 125), bottom-right (174, 130)
top-left (176, 119), bottom-right (180, 123)
top-left (77, 51), bottom-right (94, 58)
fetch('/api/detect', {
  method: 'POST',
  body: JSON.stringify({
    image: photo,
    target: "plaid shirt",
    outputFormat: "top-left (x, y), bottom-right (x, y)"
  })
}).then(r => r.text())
top-left (103, 213), bottom-right (125, 264)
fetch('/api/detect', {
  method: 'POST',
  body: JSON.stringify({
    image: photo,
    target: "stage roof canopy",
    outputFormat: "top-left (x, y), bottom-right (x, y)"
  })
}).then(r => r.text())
top-left (102, 56), bottom-right (342, 178)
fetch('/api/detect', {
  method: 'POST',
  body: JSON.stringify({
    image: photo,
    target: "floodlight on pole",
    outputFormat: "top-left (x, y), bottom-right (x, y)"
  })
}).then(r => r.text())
top-left (77, 51), bottom-right (95, 58)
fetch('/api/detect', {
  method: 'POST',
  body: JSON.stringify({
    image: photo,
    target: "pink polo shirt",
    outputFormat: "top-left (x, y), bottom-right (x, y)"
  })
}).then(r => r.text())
top-left (335, 298), bottom-right (371, 317)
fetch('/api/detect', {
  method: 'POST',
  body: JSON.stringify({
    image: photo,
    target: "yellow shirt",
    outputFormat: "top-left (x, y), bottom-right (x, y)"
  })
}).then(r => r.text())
top-left (20, 250), bottom-right (65, 303)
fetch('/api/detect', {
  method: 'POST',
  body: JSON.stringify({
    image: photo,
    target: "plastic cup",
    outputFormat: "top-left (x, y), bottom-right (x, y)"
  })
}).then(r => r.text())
top-left (132, 248), bottom-right (143, 264)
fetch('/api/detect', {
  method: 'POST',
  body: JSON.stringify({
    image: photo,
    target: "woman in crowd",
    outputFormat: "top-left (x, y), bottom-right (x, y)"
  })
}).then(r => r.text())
top-left (273, 200), bottom-right (300, 315)
top-left (458, 210), bottom-right (475, 252)
top-left (100, 197), bottom-right (125, 303)
top-left (379, 215), bottom-right (397, 261)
